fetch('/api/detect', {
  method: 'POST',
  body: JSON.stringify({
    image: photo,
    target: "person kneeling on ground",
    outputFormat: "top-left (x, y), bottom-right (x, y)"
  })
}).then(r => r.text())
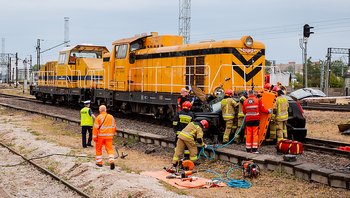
top-left (172, 120), bottom-right (209, 169)
top-left (93, 105), bottom-right (117, 170)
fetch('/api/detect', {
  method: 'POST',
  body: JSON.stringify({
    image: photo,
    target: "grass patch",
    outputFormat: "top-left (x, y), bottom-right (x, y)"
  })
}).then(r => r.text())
top-left (47, 161), bottom-right (60, 174)
top-left (28, 128), bottom-right (41, 136)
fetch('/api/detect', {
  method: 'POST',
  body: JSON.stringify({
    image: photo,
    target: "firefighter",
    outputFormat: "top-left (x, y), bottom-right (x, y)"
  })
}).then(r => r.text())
top-left (274, 88), bottom-right (289, 142)
top-left (221, 89), bottom-right (239, 143)
top-left (234, 91), bottom-right (247, 143)
top-left (242, 90), bottom-right (271, 153)
top-left (93, 105), bottom-right (117, 170)
top-left (177, 88), bottom-right (190, 112)
top-left (173, 101), bottom-right (195, 159)
top-left (172, 120), bottom-right (209, 168)
top-left (80, 100), bottom-right (95, 148)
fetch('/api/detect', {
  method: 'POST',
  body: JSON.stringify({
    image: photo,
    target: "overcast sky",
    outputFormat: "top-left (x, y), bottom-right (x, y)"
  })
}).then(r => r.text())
top-left (1, 0), bottom-right (350, 67)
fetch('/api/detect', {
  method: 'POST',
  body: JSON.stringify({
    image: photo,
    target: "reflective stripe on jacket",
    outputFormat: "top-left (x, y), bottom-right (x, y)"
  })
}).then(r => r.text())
top-left (178, 122), bottom-right (203, 144)
top-left (275, 96), bottom-right (289, 121)
top-left (243, 95), bottom-right (268, 122)
top-left (173, 110), bottom-right (194, 134)
top-left (80, 107), bottom-right (93, 126)
top-left (221, 98), bottom-right (238, 120)
top-left (93, 112), bottom-right (116, 139)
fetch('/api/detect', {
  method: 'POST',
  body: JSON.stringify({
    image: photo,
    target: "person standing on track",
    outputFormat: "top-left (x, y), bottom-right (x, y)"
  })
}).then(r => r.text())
top-left (242, 90), bottom-right (272, 153)
top-left (80, 100), bottom-right (95, 148)
top-left (93, 105), bottom-right (117, 170)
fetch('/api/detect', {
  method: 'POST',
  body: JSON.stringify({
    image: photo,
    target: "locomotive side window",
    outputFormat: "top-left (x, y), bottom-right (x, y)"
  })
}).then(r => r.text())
top-left (58, 53), bottom-right (67, 65)
top-left (116, 44), bottom-right (128, 59)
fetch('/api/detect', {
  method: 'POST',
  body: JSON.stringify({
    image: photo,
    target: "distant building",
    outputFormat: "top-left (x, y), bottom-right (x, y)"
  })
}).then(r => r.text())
top-left (275, 62), bottom-right (303, 74)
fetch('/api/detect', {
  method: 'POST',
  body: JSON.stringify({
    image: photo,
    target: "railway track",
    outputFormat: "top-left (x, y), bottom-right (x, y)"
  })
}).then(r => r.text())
top-left (0, 141), bottom-right (91, 198)
top-left (303, 137), bottom-right (350, 158)
top-left (301, 103), bottom-right (350, 112)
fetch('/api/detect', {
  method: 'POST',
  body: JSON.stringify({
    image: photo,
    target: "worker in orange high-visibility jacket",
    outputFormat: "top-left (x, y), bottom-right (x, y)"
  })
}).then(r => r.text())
top-left (242, 90), bottom-right (272, 153)
top-left (93, 105), bottom-right (117, 170)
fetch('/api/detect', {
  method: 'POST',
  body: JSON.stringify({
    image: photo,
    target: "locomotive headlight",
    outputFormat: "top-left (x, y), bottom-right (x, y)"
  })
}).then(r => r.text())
top-left (244, 36), bottom-right (253, 48)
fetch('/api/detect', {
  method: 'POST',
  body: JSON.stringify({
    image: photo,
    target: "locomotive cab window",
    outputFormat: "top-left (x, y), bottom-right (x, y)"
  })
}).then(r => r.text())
top-left (115, 44), bottom-right (128, 59)
top-left (58, 53), bottom-right (67, 65)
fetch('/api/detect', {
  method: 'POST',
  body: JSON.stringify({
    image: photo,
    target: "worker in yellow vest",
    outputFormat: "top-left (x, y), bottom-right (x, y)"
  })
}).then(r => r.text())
top-left (274, 87), bottom-right (289, 142)
top-left (221, 89), bottom-right (238, 143)
top-left (80, 100), bottom-right (95, 148)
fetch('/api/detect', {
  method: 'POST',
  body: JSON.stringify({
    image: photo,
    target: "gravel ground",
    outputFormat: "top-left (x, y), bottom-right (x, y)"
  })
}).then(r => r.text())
top-left (0, 148), bottom-right (81, 198)
top-left (0, 90), bottom-right (349, 173)
top-left (0, 110), bottom-right (190, 198)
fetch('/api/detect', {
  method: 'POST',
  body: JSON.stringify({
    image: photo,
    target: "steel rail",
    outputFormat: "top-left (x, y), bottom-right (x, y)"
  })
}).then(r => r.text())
top-left (0, 142), bottom-right (91, 198)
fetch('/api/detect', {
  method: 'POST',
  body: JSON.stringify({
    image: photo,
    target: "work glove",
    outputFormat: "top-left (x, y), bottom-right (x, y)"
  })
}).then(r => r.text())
top-left (268, 109), bottom-right (273, 114)
top-left (196, 138), bottom-right (203, 144)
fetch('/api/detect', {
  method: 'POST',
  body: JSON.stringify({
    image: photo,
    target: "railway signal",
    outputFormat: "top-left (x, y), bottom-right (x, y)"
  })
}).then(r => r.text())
top-left (303, 24), bottom-right (314, 38)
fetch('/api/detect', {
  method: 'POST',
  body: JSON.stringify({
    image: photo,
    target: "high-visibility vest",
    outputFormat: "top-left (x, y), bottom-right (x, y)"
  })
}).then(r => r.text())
top-left (80, 107), bottom-right (93, 126)
top-left (173, 110), bottom-right (194, 135)
top-left (221, 98), bottom-right (237, 120)
top-left (243, 96), bottom-right (260, 122)
top-left (93, 112), bottom-right (116, 139)
top-left (276, 96), bottom-right (289, 121)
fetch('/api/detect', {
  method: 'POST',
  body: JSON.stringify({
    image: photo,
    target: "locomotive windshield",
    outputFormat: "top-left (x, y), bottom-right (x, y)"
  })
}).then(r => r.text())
top-left (70, 51), bottom-right (102, 59)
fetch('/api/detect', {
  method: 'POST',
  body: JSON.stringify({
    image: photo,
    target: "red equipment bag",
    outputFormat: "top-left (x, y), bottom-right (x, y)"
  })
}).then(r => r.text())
top-left (276, 139), bottom-right (304, 155)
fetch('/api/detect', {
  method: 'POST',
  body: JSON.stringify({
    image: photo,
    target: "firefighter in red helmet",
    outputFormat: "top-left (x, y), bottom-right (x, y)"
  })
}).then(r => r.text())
top-left (172, 120), bottom-right (208, 167)
top-left (172, 101), bottom-right (195, 159)
top-left (242, 90), bottom-right (271, 153)
top-left (221, 89), bottom-right (238, 143)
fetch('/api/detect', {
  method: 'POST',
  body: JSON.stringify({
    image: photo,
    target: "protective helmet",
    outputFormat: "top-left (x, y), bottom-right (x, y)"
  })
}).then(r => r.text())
top-left (272, 86), bottom-right (280, 92)
top-left (200, 120), bottom-right (209, 129)
top-left (277, 89), bottom-right (284, 95)
top-left (264, 83), bottom-right (271, 90)
top-left (225, 89), bottom-right (233, 97)
top-left (182, 101), bottom-right (192, 110)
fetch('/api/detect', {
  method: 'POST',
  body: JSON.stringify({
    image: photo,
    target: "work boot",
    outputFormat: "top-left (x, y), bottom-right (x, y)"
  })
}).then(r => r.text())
top-left (246, 148), bottom-right (251, 153)
top-left (110, 162), bottom-right (115, 170)
top-left (252, 148), bottom-right (259, 154)
top-left (96, 163), bottom-right (102, 167)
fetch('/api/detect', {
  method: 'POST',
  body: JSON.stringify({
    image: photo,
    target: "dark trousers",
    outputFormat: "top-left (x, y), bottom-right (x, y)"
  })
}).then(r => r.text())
top-left (81, 126), bottom-right (92, 147)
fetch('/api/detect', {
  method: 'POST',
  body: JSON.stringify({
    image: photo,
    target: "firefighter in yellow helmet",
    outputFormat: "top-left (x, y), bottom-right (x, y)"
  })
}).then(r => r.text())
top-left (274, 88), bottom-right (289, 142)
top-left (221, 89), bottom-right (238, 143)
top-left (172, 120), bottom-right (208, 168)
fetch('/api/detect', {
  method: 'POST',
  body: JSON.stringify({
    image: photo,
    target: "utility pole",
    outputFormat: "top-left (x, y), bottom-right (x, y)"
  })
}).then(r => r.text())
top-left (15, 53), bottom-right (18, 88)
top-left (29, 55), bottom-right (32, 84)
top-left (36, 39), bottom-right (41, 71)
top-left (7, 56), bottom-right (11, 85)
top-left (23, 58), bottom-right (28, 93)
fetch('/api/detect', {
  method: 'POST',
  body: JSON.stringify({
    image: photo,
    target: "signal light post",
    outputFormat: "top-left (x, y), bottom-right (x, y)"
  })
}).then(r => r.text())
top-left (302, 24), bottom-right (314, 88)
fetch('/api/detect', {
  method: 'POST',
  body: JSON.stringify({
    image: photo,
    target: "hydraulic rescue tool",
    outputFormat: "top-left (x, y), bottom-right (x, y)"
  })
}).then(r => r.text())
top-left (242, 160), bottom-right (260, 178)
